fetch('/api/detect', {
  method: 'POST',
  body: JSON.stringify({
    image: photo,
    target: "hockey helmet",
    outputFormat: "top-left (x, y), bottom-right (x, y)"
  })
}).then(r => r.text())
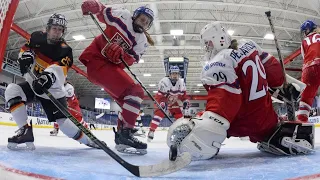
top-left (301, 20), bottom-right (317, 37)
top-left (132, 6), bottom-right (154, 33)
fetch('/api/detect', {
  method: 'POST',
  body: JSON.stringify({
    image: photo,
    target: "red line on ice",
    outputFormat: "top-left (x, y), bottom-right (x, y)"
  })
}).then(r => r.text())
top-left (0, 164), bottom-right (63, 180)
top-left (287, 173), bottom-right (320, 180)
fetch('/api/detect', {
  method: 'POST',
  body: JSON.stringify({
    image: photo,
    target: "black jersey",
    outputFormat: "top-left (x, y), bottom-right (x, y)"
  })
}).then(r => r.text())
top-left (20, 31), bottom-right (73, 77)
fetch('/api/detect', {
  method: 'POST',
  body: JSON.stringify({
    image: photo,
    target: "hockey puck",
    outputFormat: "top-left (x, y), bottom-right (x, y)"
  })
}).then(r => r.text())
top-left (169, 145), bottom-right (178, 161)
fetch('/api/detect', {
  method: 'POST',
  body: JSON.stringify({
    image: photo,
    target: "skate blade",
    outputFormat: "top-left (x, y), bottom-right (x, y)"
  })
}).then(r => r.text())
top-left (50, 134), bottom-right (58, 136)
top-left (133, 133), bottom-right (146, 138)
top-left (7, 142), bottom-right (36, 151)
top-left (115, 144), bottom-right (147, 155)
top-left (283, 138), bottom-right (315, 154)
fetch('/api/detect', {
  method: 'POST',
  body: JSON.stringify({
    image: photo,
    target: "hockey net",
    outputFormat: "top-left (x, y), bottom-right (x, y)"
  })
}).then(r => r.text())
top-left (0, 0), bottom-right (19, 72)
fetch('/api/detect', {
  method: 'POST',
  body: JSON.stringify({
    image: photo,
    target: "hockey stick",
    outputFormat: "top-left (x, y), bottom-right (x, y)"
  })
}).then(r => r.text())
top-left (88, 12), bottom-right (174, 123)
top-left (28, 70), bottom-right (191, 177)
top-left (265, 11), bottom-right (296, 121)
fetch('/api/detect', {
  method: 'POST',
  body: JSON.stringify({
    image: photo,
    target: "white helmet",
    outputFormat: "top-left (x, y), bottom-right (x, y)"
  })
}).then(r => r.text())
top-left (200, 22), bottom-right (232, 55)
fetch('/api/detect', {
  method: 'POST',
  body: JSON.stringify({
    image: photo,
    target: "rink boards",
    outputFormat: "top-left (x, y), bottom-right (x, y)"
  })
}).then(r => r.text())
top-left (1, 112), bottom-right (320, 130)
top-left (0, 112), bottom-right (171, 130)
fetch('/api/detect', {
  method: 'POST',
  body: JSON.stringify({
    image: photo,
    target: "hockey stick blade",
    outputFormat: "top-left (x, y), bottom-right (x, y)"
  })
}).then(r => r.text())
top-left (138, 152), bottom-right (192, 177)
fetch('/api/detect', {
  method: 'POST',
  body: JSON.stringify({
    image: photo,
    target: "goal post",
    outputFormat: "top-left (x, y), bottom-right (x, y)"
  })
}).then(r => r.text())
top-left (0, 0), bottom-right (19, 72)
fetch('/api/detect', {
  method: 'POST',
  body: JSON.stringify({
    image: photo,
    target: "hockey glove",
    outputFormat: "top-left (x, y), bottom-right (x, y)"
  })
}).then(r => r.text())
top-left (103, 43), bottom-right (124, 64)
top-left (81, 0), bottom-right (103, 15)
top-left (283, 83), bottom-right (300, 101)
top-left (183, 100), bottom-right (190, 110)
top-left (32, 71), bottom-right (56, 95)
top-left (18, 50), bottom-right (35, 75)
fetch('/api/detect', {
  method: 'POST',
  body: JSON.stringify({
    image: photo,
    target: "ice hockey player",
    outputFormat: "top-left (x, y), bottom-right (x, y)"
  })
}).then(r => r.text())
top-left (132, 109), bottom-right (146, 137)
top-left (79, 0), bottom-right (154, 154)
top-left (5, 13), bottom-right (100, 150)
top-left (50, 81), bottom-right (88, 136)
top-left (296, 20), bottom-right (320, 122)
top-left (167, 22), bottom-right (314, 160)
top-left (148, 65), bottom-right (190, 142)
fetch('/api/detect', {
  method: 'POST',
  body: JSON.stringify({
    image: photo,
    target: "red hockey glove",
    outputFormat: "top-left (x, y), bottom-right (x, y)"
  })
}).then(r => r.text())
top-left (81, 0), bottom-right (104, 15)
top-left (104, 43), bottom-right (124, 64)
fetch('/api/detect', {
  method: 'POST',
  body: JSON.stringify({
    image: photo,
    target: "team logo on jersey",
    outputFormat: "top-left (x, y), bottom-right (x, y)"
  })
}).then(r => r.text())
top-left (110, 32), bottom-right (131, 52)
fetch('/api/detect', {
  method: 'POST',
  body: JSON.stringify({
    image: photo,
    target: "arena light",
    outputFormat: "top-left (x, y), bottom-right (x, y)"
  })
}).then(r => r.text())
top-left (139, 59), bottom-right (144, 63)
top-left (264, 33), bottom-right (274, 40)
top-left (101, 88), bottom-right (104, 91)
top-left (149, 84), bottom-right (156, 87)
top-left (194, 90), bottom-right (200, 93)
top-left (169, 57), bottom-right (184, 62)
top-left (72, 35), bottom-right (86, 41)
top-left (143, 73), bottom-right (151, 77)
top-left (170, 29), bottom-right (184, 36)
top-left (227, 30), bottom-right (234, 36)
top-left (197, 84), bottom-right (203, 86)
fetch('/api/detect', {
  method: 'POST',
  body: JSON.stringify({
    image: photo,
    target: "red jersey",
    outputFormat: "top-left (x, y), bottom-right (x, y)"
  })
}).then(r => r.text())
top-left (79, 7), bottom-right (148, 66)
top-left (301, 32), bottom-right (320, 69)
top-left (201, 39), bottom-right (284, 142)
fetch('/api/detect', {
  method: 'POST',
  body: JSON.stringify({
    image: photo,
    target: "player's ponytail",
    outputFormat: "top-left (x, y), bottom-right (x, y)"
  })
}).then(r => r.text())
top-left (144, 31), bottom-right (155, 46)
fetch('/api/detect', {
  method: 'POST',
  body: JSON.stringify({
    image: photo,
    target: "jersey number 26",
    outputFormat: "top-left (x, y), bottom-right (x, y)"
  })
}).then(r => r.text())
top-left (242, 55), bottom-right (267, 101)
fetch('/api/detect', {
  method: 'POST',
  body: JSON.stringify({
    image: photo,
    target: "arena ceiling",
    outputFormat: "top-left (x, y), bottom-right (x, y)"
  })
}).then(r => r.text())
top-left (4, 0), bottom-right (320, 97)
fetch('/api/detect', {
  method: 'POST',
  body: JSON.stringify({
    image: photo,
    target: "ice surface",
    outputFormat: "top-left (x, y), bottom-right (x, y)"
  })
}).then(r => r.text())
top-left (0, 125), bottom-right (320, 180)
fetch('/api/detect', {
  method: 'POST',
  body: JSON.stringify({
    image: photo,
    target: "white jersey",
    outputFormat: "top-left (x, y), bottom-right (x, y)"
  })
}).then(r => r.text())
top-left (157, 77), bottom-right (187, 105)
top-left (101, 7), bottom-right (148, 61)
top-left (64, 82), bottom-right (75, 98)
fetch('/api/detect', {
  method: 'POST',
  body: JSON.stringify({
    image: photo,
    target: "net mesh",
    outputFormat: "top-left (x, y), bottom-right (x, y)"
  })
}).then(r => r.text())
top-left (0, 0), bottom-right (12, 36)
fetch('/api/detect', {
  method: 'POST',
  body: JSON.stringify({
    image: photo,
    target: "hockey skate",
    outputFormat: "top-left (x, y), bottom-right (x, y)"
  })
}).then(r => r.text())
top-left (7, 122), bottom-right (35, 151)
top-left (50, 128), bottom-right (59, 136)
top-left (113, 127), bottom-right (147, 155)
top-left (147, 130), bottom-right (154, 142)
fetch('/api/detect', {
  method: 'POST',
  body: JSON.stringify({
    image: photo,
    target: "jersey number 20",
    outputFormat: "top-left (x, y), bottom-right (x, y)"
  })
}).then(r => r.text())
top-left (242, 55), bottom-right (267, 101)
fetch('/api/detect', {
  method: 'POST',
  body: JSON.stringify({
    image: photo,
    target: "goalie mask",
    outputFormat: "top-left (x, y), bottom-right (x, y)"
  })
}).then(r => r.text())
top-left (46, 13), bottom-right (67, 44)
top-left (200, 22), bottom-right (232, 57)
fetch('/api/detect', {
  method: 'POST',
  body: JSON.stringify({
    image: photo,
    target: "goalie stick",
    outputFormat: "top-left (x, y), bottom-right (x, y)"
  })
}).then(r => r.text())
top-left (28, 70), bottom-right (191, 177)
top-left (265, 11), bottom-right (296, 121)
top-left (88, 12), bottom-right (174, 123)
